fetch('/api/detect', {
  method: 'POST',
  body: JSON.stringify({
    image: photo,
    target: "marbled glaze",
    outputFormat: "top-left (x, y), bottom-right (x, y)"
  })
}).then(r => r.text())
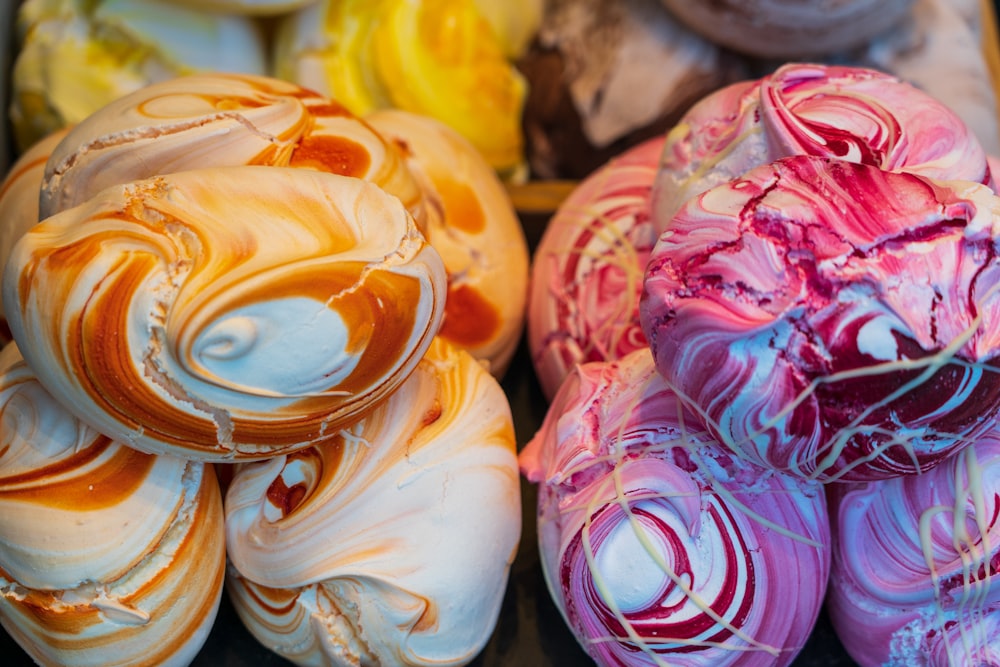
top-left (225, 337), bottom-right (521, 666)
top-left (527, 136), bottom-right (662, 399)
top-left (0, 343), bottom-right (225, 666)
top-left (4, 167), bottom-right (446, 461)
top-left (653, 63), bottom-right (995, 231)
top-left (828, 431), bottom-right (1000, 665)
top-left (641, 155), bottom-right (1000, 482)
top-left (520, 348), bottom-right (830, 666)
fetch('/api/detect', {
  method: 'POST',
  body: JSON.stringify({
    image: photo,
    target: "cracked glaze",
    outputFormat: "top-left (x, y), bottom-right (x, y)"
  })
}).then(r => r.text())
top-left (519, 349), bottom-right (830, 666)
top-left (828, 431), bottom-right (1000, 666)
top-left (3, 167), bottom-right (446, 461)
top-left (225, 338), bottom-right (520, 667)
top-left (0, 343), bottom-right (225, 667)
top-left (652, 63), bottom-right (995, 232)
top-left (527, 136), bottom-right (662, 400)
top-left (38, 72), bottom-right (426, 229)
top-left (640, 155), bottom-right (1000, 482)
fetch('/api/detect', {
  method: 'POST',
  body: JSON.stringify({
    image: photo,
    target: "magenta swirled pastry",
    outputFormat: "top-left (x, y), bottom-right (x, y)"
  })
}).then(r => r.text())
top-left (519, 349), bottom-right (830, 666)
top-left (38, 72), bottom-right (426, 228)
top-left (527, 136), bottom-right (662, 399)
top-left (224, 338), bottom-right (521, 666)
top-left (828, 431), bottom-right (1000, 665)
top-left (0, 343), bottom-right (225, 666)
top-left (365, 109), bottom-right (529, 377)
top-left (640, 155), bottom-right (1000, 482)
top-left (3, 166), bottom-right (446, 461)
top-left (652, 62), bottom-right (995, 230)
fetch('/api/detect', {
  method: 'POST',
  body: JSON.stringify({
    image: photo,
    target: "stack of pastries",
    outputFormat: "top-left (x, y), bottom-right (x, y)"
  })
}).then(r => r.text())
top-left (0, 72), bottom-right (528, 666)
top-left (525, 61), bottom-right (1000, 665)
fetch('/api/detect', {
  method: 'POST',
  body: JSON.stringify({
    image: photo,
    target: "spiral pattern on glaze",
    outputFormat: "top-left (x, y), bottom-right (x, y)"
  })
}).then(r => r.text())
top-left (527, 136), bottom-right (662, 400)
top-left (3, 166), bottom-right (446, 461)
top-left (366, 109), bottom-right (529, 377)
top-left (519, 348), bottom-right (830, 667)
top-left (828, 433), bottom-right (1000, 666)
top-left (0, 343), bottom-right (225, 667)
top-left (38, 72), bottom-right (426, 229)
top-left (641, 155), bottom-right (1000, 482)
top-left (652, 63), bottom-right (994, 231)
top-left (224, 337), bottom-right (520, 666)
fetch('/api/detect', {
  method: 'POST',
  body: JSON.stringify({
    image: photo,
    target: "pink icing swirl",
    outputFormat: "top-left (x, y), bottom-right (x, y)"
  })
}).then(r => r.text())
top-left (520, 349), bottom-right (830, 666)
top-left (528, 137), bottom-right (663, 399)
top-left (640, 155), bottom-right (1000, 482)
top-left (828, 431), bottom-right (1000, 665)
top-left (652, 63), bottom-right (995, 231)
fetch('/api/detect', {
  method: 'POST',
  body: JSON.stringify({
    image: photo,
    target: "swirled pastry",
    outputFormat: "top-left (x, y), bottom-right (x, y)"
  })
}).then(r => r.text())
top-left (828, 432), bottom-right (1000, 665)
top-left (0, 343), bottom-right (225, 666)
top-left (38, 72), bottom-right (426, 229)
top-left (225, 337), bottom-right (521, 666)
top-left (652, 63), bottom-right (995, 230)
top-left (640, 155), bottom-right (1000, 482)
top-left (4, 166), bottom-right (446, 461)
top-left (519, 348), bottom-right (830, 666)
top-left (0, 127), bottom-right (69, 344)
top-left (527, 136), bottom-right (662, 399)
top-left (366, 109), bottom-right (529, 377)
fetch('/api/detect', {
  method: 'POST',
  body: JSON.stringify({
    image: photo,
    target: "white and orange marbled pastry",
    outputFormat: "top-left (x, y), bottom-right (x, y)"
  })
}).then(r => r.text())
top-left (38, 73), bottom-right (426, 227)
top-left (3, 166), bottom-right (446, 462)
top-left (0, 342), bottom-right (225, 666)
top-left (0, 127), bottom-right (69, 343)
top-left (366, 109), bottom-right (528, 376)
top-left (225, 337), bottom-right (521, 666)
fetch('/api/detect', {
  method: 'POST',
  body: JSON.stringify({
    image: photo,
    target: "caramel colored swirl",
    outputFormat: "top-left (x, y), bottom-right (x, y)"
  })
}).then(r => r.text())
top-left (4, 167), bottom-right (446, 461)
top-left (366, 109), bottom-right (529, 377)
top-left (225, 338), bottom-right (521, 666)
top-left (0, 343), bottom-right (225, 666)
top-left (39, 72), bottom-right (426, 230)
top-left (520, 349), bottom-right (830, 666)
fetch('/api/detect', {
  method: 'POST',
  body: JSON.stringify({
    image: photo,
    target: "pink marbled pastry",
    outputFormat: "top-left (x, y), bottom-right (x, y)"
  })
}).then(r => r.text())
top-left (527, 136), bottom-right (662, 399)
top-left (652, 63), bottom-right (995, 232)
top-left (520, 348), bottom-right (830, 666)
top-left (828, 430), bottom-right (1000, 665)
top-left (640, 155), bottom-right (1000, 482)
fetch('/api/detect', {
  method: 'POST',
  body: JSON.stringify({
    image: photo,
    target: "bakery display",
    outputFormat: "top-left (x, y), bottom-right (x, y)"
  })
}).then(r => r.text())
top-left (225, 337), bottom-right (521, 666)
top-left (0, 343), bottom-right (226, 666)
top-left (641, 155), bottom-right (1000, 482)
top-left (828, 433), bottom-right (1000, 664)
top-left (521, 348), bottom-right (830, 666)
top-left (9, 0), bottom-right (267, 153)
top-left (527, 136), bottom-right (662, 400)
top-left (3, 0), bottom-right (1000, 664)
top-left (272, 0), bottom-right (528, 179)
top-left (4, 166), bottom-right (446, 462)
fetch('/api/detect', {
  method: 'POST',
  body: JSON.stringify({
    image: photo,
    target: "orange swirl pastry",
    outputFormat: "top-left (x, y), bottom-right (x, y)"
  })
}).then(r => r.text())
top-left (0, 127), bottom-right (70, 344)
top-left (225, 337), bottom-right (521, 666)
top-left (366, 109), bottom-right (529, 377)
top-left (38, 72), bottom-right (426, 230)
top-left (0, 343), bottom-right (225, 666)
top-left (3, 166), bottom-right (446, 461)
